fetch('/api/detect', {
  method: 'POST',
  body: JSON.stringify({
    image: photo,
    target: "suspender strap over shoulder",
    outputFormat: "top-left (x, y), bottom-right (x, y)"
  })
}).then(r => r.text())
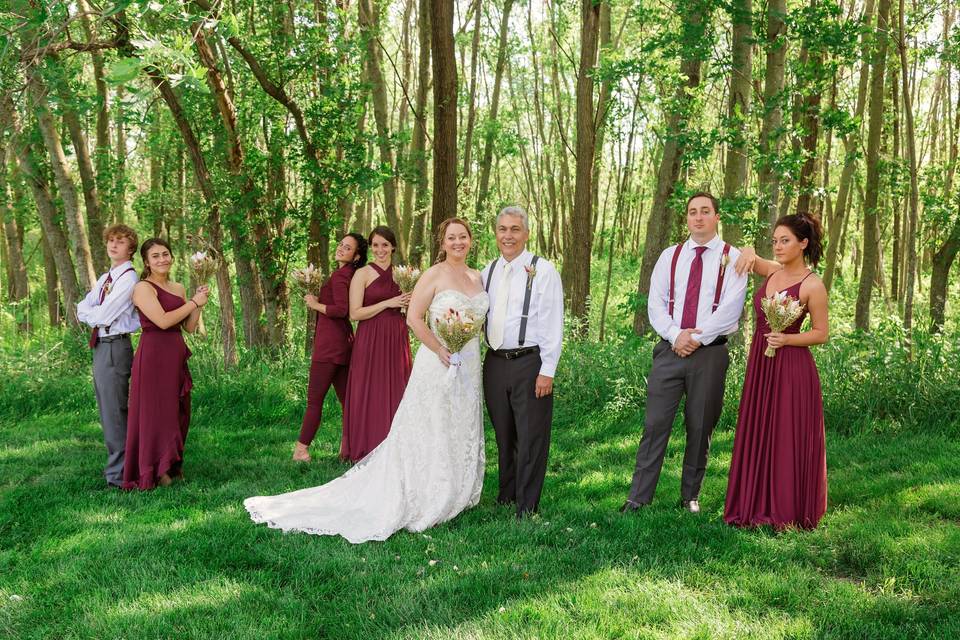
top-left (518, 255), bottom-right (540, 346)
top-left (483, 259), bottom-right (498, 346)
top-left (667, 244), bottom-right (684, 317)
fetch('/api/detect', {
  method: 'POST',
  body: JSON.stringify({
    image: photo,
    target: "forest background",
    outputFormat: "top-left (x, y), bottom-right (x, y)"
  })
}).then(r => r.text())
top-left (1, 0), bottom-right (959, 637)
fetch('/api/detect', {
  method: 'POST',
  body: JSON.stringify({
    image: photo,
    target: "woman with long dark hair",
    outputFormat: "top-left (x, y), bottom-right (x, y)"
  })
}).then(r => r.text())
top-left (123, 238), bottom-right (208, 490)
top-left (294, 233), bottom-right (368, 461)
top-left (339, 226), bottom-right (413, 462)
top-left (726, 214), bottom-right (830, 529)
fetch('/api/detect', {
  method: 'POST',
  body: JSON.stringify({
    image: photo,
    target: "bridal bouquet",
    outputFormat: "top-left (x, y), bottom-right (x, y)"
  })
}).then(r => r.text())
top-left (189, 251), bottom-right (219, 286)
top-left (760, 291), bottom-right (806, 357)
top-left (291, 263), bottom-right (324, 295)
top-left (393, 265), bottom-right (421, 315)
top-left (435, 308), bottom-right (484, 381)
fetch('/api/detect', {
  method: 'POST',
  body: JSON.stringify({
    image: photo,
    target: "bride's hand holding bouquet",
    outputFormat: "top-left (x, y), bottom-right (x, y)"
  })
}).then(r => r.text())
top-left (435, 307), bottom-right (484, 380)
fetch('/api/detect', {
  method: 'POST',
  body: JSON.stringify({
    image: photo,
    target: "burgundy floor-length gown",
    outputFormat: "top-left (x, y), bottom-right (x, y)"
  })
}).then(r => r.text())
top-left (340, 263), bottom-right (412, 461)
top-left (122, 282), bottom-right (193, 490)
top-left (724, 273), bottom-right (827, 529)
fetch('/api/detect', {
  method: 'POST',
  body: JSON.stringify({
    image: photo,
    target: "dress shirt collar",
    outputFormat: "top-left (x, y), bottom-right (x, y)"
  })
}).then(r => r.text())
top-left (497, 249), bottom-right (532, 269)
top-left (684, 234), bottom-right (722, 253)
top-left (107, 260), bottom-right (135, 280)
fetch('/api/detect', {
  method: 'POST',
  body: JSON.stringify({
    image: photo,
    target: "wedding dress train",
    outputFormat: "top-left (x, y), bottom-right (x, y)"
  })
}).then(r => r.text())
top-left (245, 289), bottom-right (489, 543)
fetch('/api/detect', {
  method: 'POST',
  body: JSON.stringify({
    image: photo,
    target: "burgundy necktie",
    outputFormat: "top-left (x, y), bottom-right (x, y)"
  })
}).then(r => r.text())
top-left (680, 246), bottom-right (708, 329)
top-left (89, 272), bottom-right (113, 348)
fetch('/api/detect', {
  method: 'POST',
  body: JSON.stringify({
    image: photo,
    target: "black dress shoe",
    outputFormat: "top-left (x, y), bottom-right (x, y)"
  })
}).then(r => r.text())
top-left (619, 500), bottom-right (646, 513)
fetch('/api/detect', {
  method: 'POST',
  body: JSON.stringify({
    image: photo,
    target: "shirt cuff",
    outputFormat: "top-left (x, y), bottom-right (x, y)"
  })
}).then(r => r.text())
top-left (666, 326), bottom-right (682, 346)
top-left (538, 363), bottom-right (556, 378)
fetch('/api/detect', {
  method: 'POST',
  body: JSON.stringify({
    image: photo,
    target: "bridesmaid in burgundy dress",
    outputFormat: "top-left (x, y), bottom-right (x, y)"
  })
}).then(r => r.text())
top-left (725, 214), bottom-right (830, 529)
top-left (122, 238), bottom-right (208, 490)
top-left (293, 232), bottom-right (368, 462)
top-left (340, 226), bottom-right (412, 462)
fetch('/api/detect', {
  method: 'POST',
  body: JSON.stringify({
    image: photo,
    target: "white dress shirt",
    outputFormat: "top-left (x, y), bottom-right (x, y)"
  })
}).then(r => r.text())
top-left (483, 249), bottom-right (564, 377)
top-left (647, 235), bottom-right (747, 347)
top-left (77, 261), bottom-right (141, 338)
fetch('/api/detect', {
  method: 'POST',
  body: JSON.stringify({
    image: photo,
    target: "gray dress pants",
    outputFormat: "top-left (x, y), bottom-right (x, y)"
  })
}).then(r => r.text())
top-left (92, 336), bottom-right (133, 486)
top-left (627, 339), bottom-right (729, 504)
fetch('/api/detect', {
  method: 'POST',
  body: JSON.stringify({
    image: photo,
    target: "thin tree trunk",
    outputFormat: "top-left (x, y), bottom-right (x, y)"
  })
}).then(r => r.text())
top-left (474, 0), bottom-right (516, 219)
top-left (27, 74), bottom-right (97, 290)
top-left (633, 0), bottom-right (711, 335)
top-left (722, 0), bottom-right (753, 246)
top-left (360, 0), bottom-right (403, 254)
top-left (39, 227), bottom-right (61, 326)
top-left (854, 0), bottom-right (892, 330)
top-left (148, 68), bottom-right (238, 367)
top-left (461, 0), bottom-right (482, 181)
top-left (77, 0), bottom-right (112, 226)
top-left (407, 0), bottom-right (431, 266)
top-left (563, 0), bottom-right (601, 330)
top-left (430, 0), bottom-right (458, 258)
top-left (755, 0), bottom-right (787, 255)
top-left (114, 84), bottom-right (126, 222)
top-left (897, 0), bottom-right (919, 333)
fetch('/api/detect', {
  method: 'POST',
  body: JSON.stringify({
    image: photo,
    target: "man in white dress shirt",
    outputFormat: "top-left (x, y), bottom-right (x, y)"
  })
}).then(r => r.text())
top-left (482, 206), bottom-right (564, 518)
top-left (77, 225), bottom-right (141, 488)
top-left (621, 192), bottom-right (747, 514)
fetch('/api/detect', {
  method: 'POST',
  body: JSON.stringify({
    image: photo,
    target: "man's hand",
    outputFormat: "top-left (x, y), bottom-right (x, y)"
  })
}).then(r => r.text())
top-left (673, 328), bottom-right (703, 357)
top-left (535, 375), bottom-right (554, 398)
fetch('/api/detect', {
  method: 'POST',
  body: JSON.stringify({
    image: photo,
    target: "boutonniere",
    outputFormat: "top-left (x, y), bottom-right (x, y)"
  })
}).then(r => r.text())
top-left (719, 253), bottom-right (730, 277)
top-left (524, 264), bottom-right (537, 291)
top-left (103, 280), bottom-right (114, 296)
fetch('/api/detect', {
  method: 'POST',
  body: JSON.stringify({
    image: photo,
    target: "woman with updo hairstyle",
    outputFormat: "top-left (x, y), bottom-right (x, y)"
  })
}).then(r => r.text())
top-left (293, 232), bottom-right (369, 462)
top-left (724, 213), bottom-right (830, 529)
top-left (339, 226), bottom-right (413, 461)
top-left (123, 238), bottom-right (209, 489)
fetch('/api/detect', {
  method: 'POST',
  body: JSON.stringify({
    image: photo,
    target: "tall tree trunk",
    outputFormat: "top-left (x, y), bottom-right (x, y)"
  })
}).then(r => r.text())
top-left (633, 0), bottom-right (711, 335)
top-left (56, 82), bottom-right (109, 272)
top-left (897, 0), bottom-right (919, 332)
top-left (430, 0), bottom-right (458, 258)
top-left (854, 0), bottom-right (892, 331)
top-left (407, 0), bottom-right (431, 266)
top-left (824, 0), bottom-right (875, 290)
top-left (360, 0), bottom-right (403, 254)
top-left (77, 0), bottom-right (112, 227)
top-left (474, 0), bottom-right (515, 220)
top-left (563, 0), bottom-right (601, 331)
top-left (722, 0), bottom-right (753, 246)
top-left (0, 144), bottom-right (30, 332)
top-left (193, 25), bottom-right (276, 347)
top-left (461, 0), bottom-right (482, 181)
top-left (114, 84), bottom-right (126, 222)
top-left (794, 0), bottom-right (824, 218)
top-left (27, 73), bottom-right (97, 290)
top-left (149, 68), bottom-right (238, 367)
top-left (39, 227), bottom-right (61, 326)
top-left (755, 0), bottom-right (787, 255)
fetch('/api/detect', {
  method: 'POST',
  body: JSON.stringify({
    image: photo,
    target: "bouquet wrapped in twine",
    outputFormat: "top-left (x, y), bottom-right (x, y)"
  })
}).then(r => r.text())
top-left (291, 264), bottom-right (325, 295)
top-left (434, 307), bottom-right (484, 381)
top-left (392, 265), bottom-right (422, 315)
top-left (759, 291), bottom-right (806, 357)
top-left (190, 251), bottom-right (219, 286)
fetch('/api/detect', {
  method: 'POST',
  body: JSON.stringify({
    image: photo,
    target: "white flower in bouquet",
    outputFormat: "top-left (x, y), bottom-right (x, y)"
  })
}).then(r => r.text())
top-left (393, 265), bottom-right (422, 315)
top-left (434, 307), bottom-right (484, 381)
top-left (759, 291), bottom-right (806, 357)
top-left (189, 251), bottom-right (219, 286)
top-left (291, 263), bottom-right (325, 295)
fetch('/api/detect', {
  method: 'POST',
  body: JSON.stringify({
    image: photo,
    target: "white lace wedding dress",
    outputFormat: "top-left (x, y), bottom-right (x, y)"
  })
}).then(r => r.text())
top-left (245, 289), bottom-right (489, 543)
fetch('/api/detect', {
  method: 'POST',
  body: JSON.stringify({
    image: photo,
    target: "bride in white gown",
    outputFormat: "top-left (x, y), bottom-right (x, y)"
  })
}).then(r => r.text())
top-left (245, 218), bottom-right (488, 543)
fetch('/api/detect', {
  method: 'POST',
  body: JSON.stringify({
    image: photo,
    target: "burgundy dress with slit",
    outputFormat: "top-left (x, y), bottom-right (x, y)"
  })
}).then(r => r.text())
top-left (724, 273), bottom-right (827, 529)
top-left (340, 263), bottom-right (412, 461)
top-left (122, 282), bottom-right (193, 490)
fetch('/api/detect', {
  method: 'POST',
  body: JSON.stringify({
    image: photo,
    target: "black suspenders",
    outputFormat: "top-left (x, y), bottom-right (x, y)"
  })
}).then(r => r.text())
top-left (484, 255), bottom-right (541, 348)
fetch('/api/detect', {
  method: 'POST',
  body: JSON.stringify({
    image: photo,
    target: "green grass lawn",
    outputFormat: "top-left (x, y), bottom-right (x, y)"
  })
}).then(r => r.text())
top-left (2, 338), bottom-right (958, 640)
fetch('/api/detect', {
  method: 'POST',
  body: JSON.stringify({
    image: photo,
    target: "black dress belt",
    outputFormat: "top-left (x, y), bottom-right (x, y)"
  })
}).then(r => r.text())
top-left (99, 334), bottom-right (131, 343)
top-left (488, 345), bottom-right (540, 360)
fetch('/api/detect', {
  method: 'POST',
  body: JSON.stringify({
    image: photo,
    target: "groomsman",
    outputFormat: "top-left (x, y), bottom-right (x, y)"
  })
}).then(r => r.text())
top-left (621, 192), bottom-right (747, 514)
top-left (77, 225), bottom-right (140, 488)
top-left (482, 206), bottom-right (564, 518)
